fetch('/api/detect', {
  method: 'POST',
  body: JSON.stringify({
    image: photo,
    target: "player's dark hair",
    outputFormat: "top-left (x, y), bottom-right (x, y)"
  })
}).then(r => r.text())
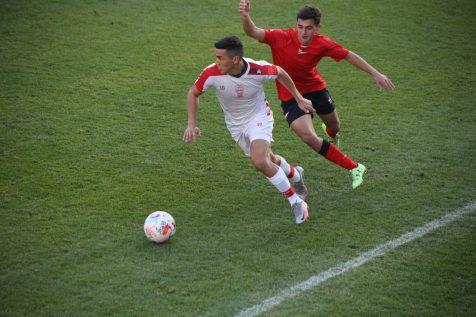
top-left (297, 5), bottom-right (321, 25)
top-left (214, 36), bottom-right (244, 57)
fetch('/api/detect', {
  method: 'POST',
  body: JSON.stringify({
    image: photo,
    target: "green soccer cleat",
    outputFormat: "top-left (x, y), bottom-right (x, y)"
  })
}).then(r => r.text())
top-left (321, 123), bottom-right (340, 148)
top-left (350, 163), bottom-right (367, 189)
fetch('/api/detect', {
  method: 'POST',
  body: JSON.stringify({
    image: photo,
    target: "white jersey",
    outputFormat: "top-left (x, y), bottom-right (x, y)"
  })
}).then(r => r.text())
top-left (194, 57), bottom-right (278, 130)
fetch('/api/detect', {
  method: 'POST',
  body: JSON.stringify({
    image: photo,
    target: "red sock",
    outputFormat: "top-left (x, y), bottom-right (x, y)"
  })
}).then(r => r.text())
top-left (326, 126), bottom-right (337, 138)
top-left (324, 143), bottom-right (358, 170)
top-left (288, 166), bottom-right (295, 179)
top-left (282, 187), bottom-right (296, 198)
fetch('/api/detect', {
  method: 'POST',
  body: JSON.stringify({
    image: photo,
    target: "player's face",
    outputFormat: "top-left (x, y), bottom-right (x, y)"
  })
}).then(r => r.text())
top-left (296, 19), bottom-right (319, 45)
top-left (215, 49), bottom-right (234, 74)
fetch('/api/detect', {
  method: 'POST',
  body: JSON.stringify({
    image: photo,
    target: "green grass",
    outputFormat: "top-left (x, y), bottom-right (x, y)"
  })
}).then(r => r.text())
top-left (1, 0), bottom-right (475, 316)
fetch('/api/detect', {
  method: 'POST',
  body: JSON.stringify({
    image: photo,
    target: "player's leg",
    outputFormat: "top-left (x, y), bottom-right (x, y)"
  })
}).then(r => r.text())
top-left (289, 114), bottom-right (323, 151)
top-left (269, 151), bottom-right (298, 180)
top-left (250, 139), bottom-right (309, 223)
top-left (311, 89), bottom-right (365, 188)
top-left (269, 150), bottom-right (308, 201)
top-left (320, 110), bottom-right (341, 147)
top-left (249, 139), bottom-right (278, 178)
top-left (313, 89), bottom-right (340, 147)
top-left (284, 102), bottom-right (366, 189)
top-left (319, 110), bottom-right (340, 136)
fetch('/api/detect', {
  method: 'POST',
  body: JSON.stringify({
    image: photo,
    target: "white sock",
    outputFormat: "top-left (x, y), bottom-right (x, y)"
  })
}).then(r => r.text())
top-left (277, 155), bottom-right (301, 183)
top-left (267, 167), bottom-right (301, 206)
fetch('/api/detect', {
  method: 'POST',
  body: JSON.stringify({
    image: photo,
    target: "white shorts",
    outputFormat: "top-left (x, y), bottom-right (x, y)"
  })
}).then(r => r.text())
top-left (229, 109), bottom-right (274, 156)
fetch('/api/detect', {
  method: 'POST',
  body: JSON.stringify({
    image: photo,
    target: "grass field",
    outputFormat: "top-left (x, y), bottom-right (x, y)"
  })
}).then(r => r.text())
top-left (1, 0), bottom-right (475, 316)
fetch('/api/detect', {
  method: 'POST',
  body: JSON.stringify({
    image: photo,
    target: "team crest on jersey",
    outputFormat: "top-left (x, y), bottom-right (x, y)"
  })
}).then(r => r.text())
top-left (219, 85), bottom-right (225, 90)
top-left (249, 68), bottom-right (262, 75)
top-left (235, 84), bottom-right (244, 98)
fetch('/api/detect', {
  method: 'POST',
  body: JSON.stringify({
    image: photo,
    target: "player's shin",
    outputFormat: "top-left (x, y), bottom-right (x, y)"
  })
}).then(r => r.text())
top-left (266, 167), bottom-right (300, 205)
top-left (275, 154), bottom-right (308, 201)
top-left (267, 167), bottom-right (310, 224)
top-left (276, 155), bottom-right (301, 182)
top-left (318, 140), bottom-right (358, 170)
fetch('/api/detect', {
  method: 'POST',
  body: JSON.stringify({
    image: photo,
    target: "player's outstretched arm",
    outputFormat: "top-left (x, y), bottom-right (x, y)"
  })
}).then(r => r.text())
top-left (345, 51), bottom-right (395, 91)
top-left (276, 66), bottom-right (316, 115)
top-left (238, 0), bottom-right (265, 42)
top-left (183, 86), bottom-right (202, 144)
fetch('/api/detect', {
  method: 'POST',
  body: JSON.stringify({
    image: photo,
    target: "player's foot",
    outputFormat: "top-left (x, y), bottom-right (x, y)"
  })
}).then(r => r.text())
top-left (294, 166), bottom-right (308, 201)
top-left (291, 200), bottom-right (309, 224)
top-left (321, 123), bottom-right (340, 148)
top-left (350, 163), bottom-right (366, 189)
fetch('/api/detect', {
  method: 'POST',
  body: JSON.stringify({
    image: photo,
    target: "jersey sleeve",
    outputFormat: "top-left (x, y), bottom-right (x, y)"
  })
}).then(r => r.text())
top-left (194, 70), bottom-right (210, 92)
top-left (322, 37), bottom-right (349, 61)
top-left (248, 59), bottom-right (279, 83)
top-left (194, 64), bottom-right (218, 92)
top-left (260, 29), bottom-right (287, 47)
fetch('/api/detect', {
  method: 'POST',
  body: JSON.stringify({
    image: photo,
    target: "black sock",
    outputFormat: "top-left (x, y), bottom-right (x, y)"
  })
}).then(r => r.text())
top-left (318, 139), bottom-right (330, 156)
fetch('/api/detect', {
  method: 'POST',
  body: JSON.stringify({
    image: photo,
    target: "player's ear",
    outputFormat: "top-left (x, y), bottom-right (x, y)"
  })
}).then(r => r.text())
top-left (233, 55), bottom-right (240, 64)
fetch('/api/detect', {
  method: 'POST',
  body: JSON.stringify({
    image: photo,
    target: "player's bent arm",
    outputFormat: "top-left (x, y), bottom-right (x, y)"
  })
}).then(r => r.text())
top-left (276, 66), bottom-right (316, 115)
top-left (239, 1), bottom-right (265, 42)
top-left (242, 16), bottom-right (265, 42)
top-left (183, 86), bottom-right (202, 144)
top-left (345, 51), bottom-right (395, 91)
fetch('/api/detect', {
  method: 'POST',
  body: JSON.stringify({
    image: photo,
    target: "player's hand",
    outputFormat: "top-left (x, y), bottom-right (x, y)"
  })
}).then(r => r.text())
top-left (183, 126), bottom-right (201, 144)
top-left (238, 0), bottom-right (250, 17)
top-left (373, 72), bottom-right (395, 91)
top-left (296, 97), bottom-right (316, 115)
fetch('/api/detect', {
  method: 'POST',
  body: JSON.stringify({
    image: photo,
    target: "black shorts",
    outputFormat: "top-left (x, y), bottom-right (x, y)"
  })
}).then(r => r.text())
top-left (281, 89), bottom-right (336, 125)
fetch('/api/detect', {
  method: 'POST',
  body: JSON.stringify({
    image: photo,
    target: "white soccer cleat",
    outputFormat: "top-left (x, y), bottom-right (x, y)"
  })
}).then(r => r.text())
top-left (291, 200), bottom-right (309, 224)
top-left (294, 166), bottom-right (308, 201)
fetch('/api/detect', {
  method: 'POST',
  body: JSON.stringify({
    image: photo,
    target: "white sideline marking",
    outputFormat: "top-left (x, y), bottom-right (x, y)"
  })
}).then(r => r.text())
top-left (236, 201), bottom-right (476, 317)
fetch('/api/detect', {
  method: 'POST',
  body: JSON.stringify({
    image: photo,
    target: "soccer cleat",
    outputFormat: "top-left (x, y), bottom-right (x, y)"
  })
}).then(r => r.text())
top-left (294, 166), bottom-right (308, 201)
top-left (350, 163), bottom-right (367, 189)
top-left (291, 200), bottom-right (309, 224)
top-left (321, 123), bottom-right (340, 148)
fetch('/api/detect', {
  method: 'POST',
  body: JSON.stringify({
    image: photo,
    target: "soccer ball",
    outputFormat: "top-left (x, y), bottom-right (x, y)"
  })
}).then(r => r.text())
top-left (144, 211), bottom-right (176, 243)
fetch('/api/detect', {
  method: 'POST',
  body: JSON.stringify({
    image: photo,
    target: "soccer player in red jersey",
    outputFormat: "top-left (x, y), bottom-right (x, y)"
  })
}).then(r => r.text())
top-left (238, 1), bottom-right (395, 189)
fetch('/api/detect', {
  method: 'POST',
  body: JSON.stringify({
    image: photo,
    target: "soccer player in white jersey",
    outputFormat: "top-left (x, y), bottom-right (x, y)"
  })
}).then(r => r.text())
top-left (183, 36), bottom-right (316, 224)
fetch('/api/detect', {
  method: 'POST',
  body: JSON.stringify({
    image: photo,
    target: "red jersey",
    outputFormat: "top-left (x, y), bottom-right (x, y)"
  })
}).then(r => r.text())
top-left (261, 28), bottom-right (349, 102)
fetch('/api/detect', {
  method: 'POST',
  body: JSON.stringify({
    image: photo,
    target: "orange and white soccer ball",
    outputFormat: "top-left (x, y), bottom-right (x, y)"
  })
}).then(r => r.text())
top-left (144, 211), bottom-right (176, 243)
